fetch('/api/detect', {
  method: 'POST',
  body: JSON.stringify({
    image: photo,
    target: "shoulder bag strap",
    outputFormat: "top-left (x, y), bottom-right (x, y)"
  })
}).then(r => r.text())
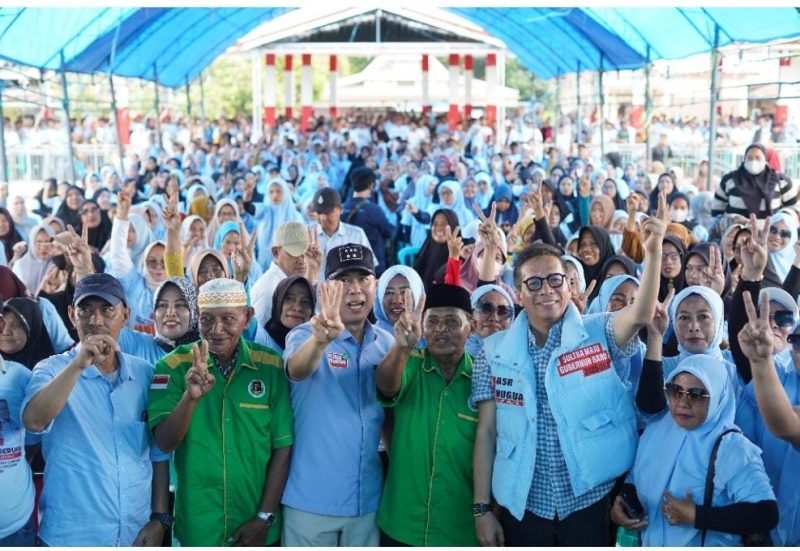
top-left (701, 428), bottom-right (742, 547)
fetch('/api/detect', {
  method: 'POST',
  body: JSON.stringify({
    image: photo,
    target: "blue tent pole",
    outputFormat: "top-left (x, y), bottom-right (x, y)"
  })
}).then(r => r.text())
top-left (108, 75), bottom-right (126, 178)
top-left (0, 82), bottom-right (8, 183)
top-left (576, 61), bottom-right (582, 147)
top-left (555, 71), bottom-right (561, 126)
top-left (200, 72), bottom-right (206, 123)
top-left (599, 56), bottom-right (605, 162)
top-left (185, 79), bottom-right (192, 119)
top-left (59, 51), bottom-right (77, 182)
top-left (707, 25), bottom-right (720, 192)
top-left (154, 65), bottom-right (163, 153)
top-left (644, 47), bottom-right (652, 168)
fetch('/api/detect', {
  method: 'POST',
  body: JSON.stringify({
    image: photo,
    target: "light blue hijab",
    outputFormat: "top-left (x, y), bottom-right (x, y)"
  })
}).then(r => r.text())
top-left (634, 355), bottom-right (771, 547)
top-left (585, 274), bottom-right (638, 315)
top-left (432, 179), bottom-right (477, 230)
top-left (405, 174), bottom-right (437, 248)
top-left (374, 266), bottom-right (424, 334)
top-left (256, 178), bottom-right (303, 270)
top-left (769, 210), bottom-right (798, 284)
top-left (214, 221), bottom-right (262, 283)
top-left (466, 284), bottom-right (516, 357)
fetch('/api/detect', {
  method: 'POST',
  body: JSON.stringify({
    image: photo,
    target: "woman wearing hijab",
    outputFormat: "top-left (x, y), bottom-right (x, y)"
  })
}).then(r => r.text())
top-left (487, 183), bottom-right (519, 232)
top-left (78, 199), bottom-right (113, 252)
top-left (690, 191), bottom-right (715, 232)
top-left (12, 224), bottom-right (54, 293)
top-left (137, 200), bottom-right (167, 242)
top-left (459, 230), bottom-right (515, 297)
top-left (615, 355), bottom-right (777, 546)
top-left (188, 194), bottom-right (212, 223)
top-left (0, 296), bottom-right (57, 369)
top-left (413, 209), bottom-right (459, 291)
top-left (660, 235), bottom-right (687, 304)
top-left (250, 178), bottom-right (303, 271)
top-left (213, 221), bottom-right (262, 283)
top-left (188, 250), bottom-right (230, 288)
top-left (0, 207), bottom-right (24, 266)
top-left (597, 254), bottom-right (638, 283)
top-left (179, 215), bottom-right (208, 268)
top-left (54, 185), bottom-right (84, 230)
top-left (649, 173), bottom-right (680, 215)
top-left (601, 178), bottom-right (626, 210)
top-left (466, 284), bottom-right (515, 357)
top-left (205, 197), bottom-right (246, 247)
top-left (576, 225), bottom-right (616, 302)
top-left (712, 143), bottom-right (797, 219)
top-left (433, 179), bottom-right (477, 229)
top-left (404, 174), bottom-right (438, 248)
top-left (765, 210), bottom-right (799, 286)
top-left (474, 171), bottom-right (494, 211)
top-left (118, 276), bottom-right (201, 365)
top-left (260, 276), bottom-right (316, 354)
top-left (374, 266), bottom-right (424, 334)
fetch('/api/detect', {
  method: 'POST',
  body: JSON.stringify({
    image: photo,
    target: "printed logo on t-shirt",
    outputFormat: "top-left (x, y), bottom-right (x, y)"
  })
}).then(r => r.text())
top-left (0, 399), bottom-right (23, 473)
top-left (492, 376), bottom-right (524, 406)
top-left (248, 379), bottom-right (266, 399)
top-left (150, 374), bottom-right (169, 390)
top-left (557, 344), bottom-right (611, 377)
top-left (328, 352), bottom-right (349, 369)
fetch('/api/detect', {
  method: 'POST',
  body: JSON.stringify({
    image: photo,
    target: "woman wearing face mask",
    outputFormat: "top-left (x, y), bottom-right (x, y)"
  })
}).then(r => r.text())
top-left (613, 355), bottom-right (778, 546)
top-left (712, 143), bottom-right (798, 219)
top-left (374, 266), bottom-right (424, 334)
top-left (466, 285), bottom-right (515, 357)
top-left (668, 193), bottom-right (696, 231)
top-left (260, 276), bottom-right (316, 355)
top-left (117, 277), bottom-right (200, 365)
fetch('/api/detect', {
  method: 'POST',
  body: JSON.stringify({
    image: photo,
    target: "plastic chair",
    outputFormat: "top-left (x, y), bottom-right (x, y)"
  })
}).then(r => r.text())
top-left (397, 245), bottom-right (420, 267)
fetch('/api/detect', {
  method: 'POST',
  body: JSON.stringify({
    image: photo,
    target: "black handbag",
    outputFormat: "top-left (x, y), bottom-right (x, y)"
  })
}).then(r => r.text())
top-left (700, 428), bottom-right (773, 547)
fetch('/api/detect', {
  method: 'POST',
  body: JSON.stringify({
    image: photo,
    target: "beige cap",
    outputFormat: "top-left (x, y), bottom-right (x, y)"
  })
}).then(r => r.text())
top-left (274, 222), bottom-right (310, 257)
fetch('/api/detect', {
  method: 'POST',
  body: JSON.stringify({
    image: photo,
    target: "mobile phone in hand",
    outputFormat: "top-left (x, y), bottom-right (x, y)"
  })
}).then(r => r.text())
top-left (619, 485), bottom-right (645, 521)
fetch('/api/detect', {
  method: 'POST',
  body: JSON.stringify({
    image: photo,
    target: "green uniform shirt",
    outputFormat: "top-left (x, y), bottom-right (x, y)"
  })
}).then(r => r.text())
top-left (377, 349), bottom-right (479, 546)
top-left (148, 338), bottom-right (293, 546)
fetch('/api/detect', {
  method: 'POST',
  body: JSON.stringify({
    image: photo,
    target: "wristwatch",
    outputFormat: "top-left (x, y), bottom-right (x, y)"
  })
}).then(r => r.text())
top-left (257, 511), bottom-right (276, 527)
top-left (473, 503), bottom-right (493, 517)
top-left (150, 512), bottom-right (174, 529)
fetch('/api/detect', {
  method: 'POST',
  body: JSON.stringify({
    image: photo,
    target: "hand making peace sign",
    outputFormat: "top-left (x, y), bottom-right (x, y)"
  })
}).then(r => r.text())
top-left (186, 339), bottom-right (216, 401)
top-left (738, 289), bottom-right (774, 364)
top-left (570, 279), bottom-right (597, 314)
top-left (310, 280), bottom-right (345, 344)
top-left (445, 225), bottom-right (463, 260)
top-left (162, 191), bottom-right (182, 233)
top-left (394, 289), bottom-right (426, 349)
top-left (231, 222), bottom-right (257, 283)
top-left (646, 287), bottom-right (675, 338)
top-left (473, 201), bottom-right (500, 248)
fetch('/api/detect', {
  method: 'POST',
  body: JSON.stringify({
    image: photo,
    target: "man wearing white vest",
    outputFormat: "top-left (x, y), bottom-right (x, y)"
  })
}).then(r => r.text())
top-left (471, 191), bottom-right (668, 546)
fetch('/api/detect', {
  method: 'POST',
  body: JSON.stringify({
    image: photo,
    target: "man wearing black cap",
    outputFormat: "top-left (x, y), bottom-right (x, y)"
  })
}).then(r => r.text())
top-left (375, 283), bottom-right (479, 546)
top-left (282, 244), bottom-right (394, 546)
top-left (21, 273), bottom-right (170, 546)
top-left (342, 167), bottom-right (395, 275)
top-left (310, 187), bottom-right (375, 282)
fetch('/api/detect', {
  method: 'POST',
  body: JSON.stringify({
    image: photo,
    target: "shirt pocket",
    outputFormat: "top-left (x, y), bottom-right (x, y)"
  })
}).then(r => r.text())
top-left (454, 411), bottom-right (479, 441)
top-left (120, 420), bottom-right (151, 463)
top-left (234, 402), bottom-right (273, 441)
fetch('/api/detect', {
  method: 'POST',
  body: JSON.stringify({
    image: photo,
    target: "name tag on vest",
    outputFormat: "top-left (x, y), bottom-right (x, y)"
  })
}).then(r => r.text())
top-left (327, 352), bottom-right (349, 369)
top-left (492, 376), bottom-right (525, 406)
top-left (557, 344), bottom-right (611, 377)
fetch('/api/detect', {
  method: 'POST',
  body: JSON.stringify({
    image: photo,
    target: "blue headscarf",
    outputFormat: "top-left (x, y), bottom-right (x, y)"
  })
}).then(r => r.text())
top-left (434, 179), bottom-right (476, 229)
top-left (768, 210), bottom-right (798, 284)
top-left (585, 274), bottom-right (639, 315)
top-left (214, 221), bottom-right (262, 283)
top-left (405, 174), bottom-right (437, 248)
top-left (374, 266), bottom-right (425, 333)
top-left (634, 355), bottom-right (768, 547)
top-left (491, 183), bottom-right (519, 227)
top-left (474, 171), bottom-right (494, 210)
top-left (256, 178), bottom-right (302, 270)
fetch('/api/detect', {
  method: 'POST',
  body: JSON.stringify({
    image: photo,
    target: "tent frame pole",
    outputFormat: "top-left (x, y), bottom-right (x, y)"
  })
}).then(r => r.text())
top-left (576, 62), bottom-right (582, 149)
top-left (109, 74), bottom-right (126, 177)
top-left (154, 65), bottom-right (163, 153)
top-left (644, 47), bottom-right (652, 169)
top-left (199, 72), bottom-right (207, 124)
top-left (60, 51), bottom-right (76, 182)
top-left (599, 56), bottom-right (605, 162)
top-left (555, 69), bottom-right (561, 129)
top-left (185, 79), bottom-right (192, 119)
top-left (0, 82), bottom-right (8, 183)
top-left (707, 25), bottom-right (720, 192)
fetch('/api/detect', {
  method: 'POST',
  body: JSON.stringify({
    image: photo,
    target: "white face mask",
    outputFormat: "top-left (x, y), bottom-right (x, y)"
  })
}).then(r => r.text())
top-left (670, 208), bottom-right (689, 223)
top-left (744, 159), bottom-right (766, 175)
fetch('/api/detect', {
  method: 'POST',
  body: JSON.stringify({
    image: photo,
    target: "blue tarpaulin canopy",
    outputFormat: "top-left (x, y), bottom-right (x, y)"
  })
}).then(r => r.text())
top-left (0, 7), bottom-right (798, 85)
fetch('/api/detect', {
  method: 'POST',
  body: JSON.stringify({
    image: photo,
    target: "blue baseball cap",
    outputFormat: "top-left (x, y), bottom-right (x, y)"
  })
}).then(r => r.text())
top-left (73, 273), bottom-right (127, 307)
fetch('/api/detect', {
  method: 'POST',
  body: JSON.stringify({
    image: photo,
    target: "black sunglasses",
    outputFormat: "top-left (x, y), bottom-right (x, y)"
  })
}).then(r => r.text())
top-left (664, 382), bottom-right (710, 404)
top-left (475, 301), bottom-right (513, 320)
top-left (769, 226), bottom-right (793, 240)
top-left (523, 273), bottom-right (566, 292)
top-left (769, 311), bottom-right (796, 328)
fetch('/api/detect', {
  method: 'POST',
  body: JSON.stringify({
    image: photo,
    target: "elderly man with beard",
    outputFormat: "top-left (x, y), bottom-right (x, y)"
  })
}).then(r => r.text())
top-left (283, 244), bottom-right (394, 546)
top-left (21, 273), bottom-right (170, 546)
top-left (375, 283), bottom-right (482, 546)
top-left (148, 278), bottom-right (293, 547)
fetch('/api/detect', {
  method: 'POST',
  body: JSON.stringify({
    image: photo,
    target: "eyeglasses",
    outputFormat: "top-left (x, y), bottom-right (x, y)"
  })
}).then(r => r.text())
top-left (664, 382), bottom-right (710, 404)
top-left (146, 259), bottom-right (166, 270)
top-left (75, 304), bottom-right (119, 319)
top-left (769, 226), bottom-right (793, 240)
top-left (523, 273), bottom-right (566, 292)
top-left (474, 301), bottom-right (513, 320)
top-left (661, 252), bottom-right (681, 262)
top-left (769, 311), bottom-right (796, 328)
top-left (80, 206), bottom-right (99, 215)
top-left (423, 315), bottom-right (463, 330)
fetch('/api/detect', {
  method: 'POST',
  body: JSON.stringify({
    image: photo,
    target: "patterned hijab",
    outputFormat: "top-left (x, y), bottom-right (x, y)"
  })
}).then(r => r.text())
top-left (152, 276), bottom-right (200, 351)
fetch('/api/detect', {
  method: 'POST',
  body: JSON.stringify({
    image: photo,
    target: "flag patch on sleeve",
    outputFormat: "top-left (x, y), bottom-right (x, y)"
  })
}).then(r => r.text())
top-left (150, 374), bottom-right (169, 390)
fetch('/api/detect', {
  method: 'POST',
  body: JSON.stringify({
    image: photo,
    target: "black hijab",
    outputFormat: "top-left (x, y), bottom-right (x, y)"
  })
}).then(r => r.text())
top-left (577, 226), bottom-right (615, 300)
top-left (266, 276), bottom-right (316, 350)
top-left (2, 297), bottom-right (55, 369)
top-left (599, 254), bottom-right (638, 281)
top-left (735, 143), bottom-right (783, 215)
top-left (55, 185), bottom-right (84, 230)
top-left (659, 234), bottom-right (687, 301)
top-left (79, 199), bottom-right (113, 251)
top-left (0, 207), bottom-right (23, 262)
top-left (686, 242), bottom-right (733, 298)
top-left (413, 208), bottom-right (459, 291)
top-left (649, 173), bottom-right (680, 215)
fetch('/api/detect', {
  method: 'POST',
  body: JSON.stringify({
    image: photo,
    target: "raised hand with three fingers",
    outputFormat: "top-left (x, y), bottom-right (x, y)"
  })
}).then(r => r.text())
top-left (740, 214), bottom-right (769, 281)
top-left (310, 280), bottom-right (345, 344)
top-left (701, 244), bottom-right (726, 294)
top-left (394, 289), bottom-right (426, 349)
top-left (185, 339), bottom-right (216, 401)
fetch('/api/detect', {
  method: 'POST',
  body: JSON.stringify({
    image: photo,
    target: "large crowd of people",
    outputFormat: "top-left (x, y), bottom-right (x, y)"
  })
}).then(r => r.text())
top-left (1, 107), bottom-right (800, 547)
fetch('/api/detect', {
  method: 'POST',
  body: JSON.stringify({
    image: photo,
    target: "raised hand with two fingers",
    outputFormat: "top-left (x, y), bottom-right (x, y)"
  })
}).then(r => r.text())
top-left (445, 225), bottom-right (463, 260)
top-left (231, 222), bottom-right (257, 283)
top-left (185, 339), bottom-right (216, 401)
top-left (394, 289), bottom-right (426, 349)
top-left (738, 289), bottom-right (775, 364)
top-left (646, 287), bottom-right (675, 338)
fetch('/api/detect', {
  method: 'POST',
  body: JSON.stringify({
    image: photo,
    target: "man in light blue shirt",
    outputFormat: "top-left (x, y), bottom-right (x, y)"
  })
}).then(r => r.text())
top-left (283, 244), bottom-right (394, 546)
top-left (21, 273), bottom-right (171, 547)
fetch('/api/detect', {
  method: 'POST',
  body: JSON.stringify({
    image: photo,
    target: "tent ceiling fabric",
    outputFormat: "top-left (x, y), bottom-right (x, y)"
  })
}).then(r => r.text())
top-left (0, 7), bottom-right (798, 87)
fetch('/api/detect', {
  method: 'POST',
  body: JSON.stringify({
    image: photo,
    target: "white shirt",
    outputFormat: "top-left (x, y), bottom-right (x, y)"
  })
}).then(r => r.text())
top-left (250, 262), bottom-right (289, 328)
top-left (312, 222), bottom-right (375, 282)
